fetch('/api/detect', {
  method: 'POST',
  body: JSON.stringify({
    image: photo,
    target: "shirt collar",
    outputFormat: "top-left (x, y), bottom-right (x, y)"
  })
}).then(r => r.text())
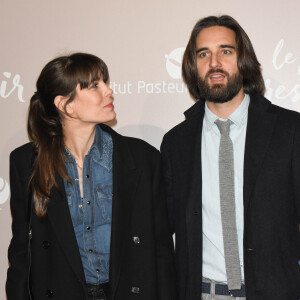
top-left (204, 94), bottom-right (250, 130)
top-left (89, 125), bottom-right (103, 157)
top-left (64, 125), bottom-right (109, 165)
top-left (90, 125), bottom-right (113, 171)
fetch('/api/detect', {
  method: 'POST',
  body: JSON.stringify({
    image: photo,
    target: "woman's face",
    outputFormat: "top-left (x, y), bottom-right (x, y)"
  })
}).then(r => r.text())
top-left (66, 79), bottom-right (116, 125)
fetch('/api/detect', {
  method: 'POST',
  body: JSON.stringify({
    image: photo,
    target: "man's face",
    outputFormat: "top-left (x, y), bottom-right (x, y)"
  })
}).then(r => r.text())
top-left (195, 26), bottom-right (243, 103)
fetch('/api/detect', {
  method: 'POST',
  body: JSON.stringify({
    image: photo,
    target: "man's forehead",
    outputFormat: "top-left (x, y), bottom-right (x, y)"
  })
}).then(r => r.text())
top-left (196, 26), bottom-right (236, 48)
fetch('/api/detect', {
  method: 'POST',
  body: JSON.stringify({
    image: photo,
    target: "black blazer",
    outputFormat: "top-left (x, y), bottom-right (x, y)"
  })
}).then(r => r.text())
top-left (6, 124), bottom-right (177, 300)
top-left (161, 94), bottom-right (300, 300)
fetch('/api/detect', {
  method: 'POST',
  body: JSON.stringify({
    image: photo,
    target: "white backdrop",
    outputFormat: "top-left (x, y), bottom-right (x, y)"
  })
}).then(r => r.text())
top-left (1, 0), bottom-right (300, 297)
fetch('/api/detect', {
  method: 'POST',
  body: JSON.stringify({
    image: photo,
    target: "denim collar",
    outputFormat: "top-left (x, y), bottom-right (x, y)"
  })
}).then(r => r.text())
top-left (64, 125), bottom-right (112, 171)
top-left (89, 125), bottom-right (112, 171)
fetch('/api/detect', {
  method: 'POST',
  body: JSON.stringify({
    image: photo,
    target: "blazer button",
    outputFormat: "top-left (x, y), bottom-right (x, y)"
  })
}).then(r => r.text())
top-left (42, 241), bottom-right (51, 249)
top-left (45, 289), bottom-right (54, 298)
top-left (131, 286), bottom-right (140, 294)
top-left (133, 236), bottom-right (140, 244)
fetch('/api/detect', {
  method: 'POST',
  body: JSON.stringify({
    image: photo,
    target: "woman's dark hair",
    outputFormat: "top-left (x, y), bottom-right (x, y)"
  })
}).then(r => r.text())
top-left (182, 15), bottom-right (265, 100)
top-left (27, 52), bottom-right (109, 217)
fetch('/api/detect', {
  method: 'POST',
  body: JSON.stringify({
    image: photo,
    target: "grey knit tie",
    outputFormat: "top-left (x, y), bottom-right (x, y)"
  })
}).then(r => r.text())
top-left (215, 119), bottom-right (241, 290)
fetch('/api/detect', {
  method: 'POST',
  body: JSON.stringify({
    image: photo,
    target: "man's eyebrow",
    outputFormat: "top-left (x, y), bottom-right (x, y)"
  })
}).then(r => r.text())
top-left (196, 44), bottom-right (236, 54)
top-left (220, 44), bottom-right (236, 49)
top-left (196, 47), bottom-right (208, 54)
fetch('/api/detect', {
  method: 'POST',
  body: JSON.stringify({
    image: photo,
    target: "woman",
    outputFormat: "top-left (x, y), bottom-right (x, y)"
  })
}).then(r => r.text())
top-left (6, 53), bottom-right (176, 300)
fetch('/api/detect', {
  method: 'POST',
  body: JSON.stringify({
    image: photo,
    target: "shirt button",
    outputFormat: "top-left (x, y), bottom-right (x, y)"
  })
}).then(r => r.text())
top-left (87, 201), bottom-right (91, 205)
top-left (86, 174), bottom-right (89, 178)
top-left (131, 287), bottom-right (140, 294)
top-left (133, 236), bottom-right (140, 244)
top-left (75, 178), bottom-right (79, 181)
top-left (86, 226), bottom-right (91, 230)
top-left (89, 249), bottom-right (93, 252)
top-left (78, 204), bottom-right (82, 208)
top-left (96, 269), bottom-right (99, 272)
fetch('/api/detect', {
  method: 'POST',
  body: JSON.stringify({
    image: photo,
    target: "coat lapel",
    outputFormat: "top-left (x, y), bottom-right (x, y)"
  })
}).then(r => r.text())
top-left (243, 94), bottom-right (277, 217)
top-left (101, 126), bottom-right (140, 299)
top-left (183, 101), bottom-right (205, 297)
top-left (47, 175), bottom-right (86, 283)
top-left (184, 105), bottom-right (204, 229)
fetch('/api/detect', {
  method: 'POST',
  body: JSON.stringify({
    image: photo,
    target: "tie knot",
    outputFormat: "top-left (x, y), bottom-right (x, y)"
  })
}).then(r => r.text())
top-left (215, 119), bottom-right (233, 135)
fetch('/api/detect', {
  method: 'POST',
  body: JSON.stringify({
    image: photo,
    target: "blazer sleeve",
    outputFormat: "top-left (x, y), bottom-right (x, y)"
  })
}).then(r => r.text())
top-left (152, 152), bottom-right (177, 299)
top-left (6, 151), bottom-right (31, 300)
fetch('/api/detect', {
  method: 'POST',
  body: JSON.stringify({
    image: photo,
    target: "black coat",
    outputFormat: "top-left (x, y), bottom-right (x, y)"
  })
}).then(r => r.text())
top-left (6, 124), bottom-right (177, 300)
top-left (161, 94), bottom-right (300, 300)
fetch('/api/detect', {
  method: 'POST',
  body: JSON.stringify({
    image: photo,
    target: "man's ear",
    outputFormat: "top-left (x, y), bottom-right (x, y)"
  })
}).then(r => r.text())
top-left (54, 95), bottom-right (71, 114)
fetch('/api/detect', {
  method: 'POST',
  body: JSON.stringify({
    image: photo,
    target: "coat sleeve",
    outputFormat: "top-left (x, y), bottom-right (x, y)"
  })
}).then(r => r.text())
top-left (292, 117), bottom-right (300, 260)
top-left (152, 151), bottom-right (177, 299)
top-left (293, 117), bottom-right (300, 223)
top-left (160, 136), bottom-right (175, 234)
top-left (6, 151), bottom-right (31, 300)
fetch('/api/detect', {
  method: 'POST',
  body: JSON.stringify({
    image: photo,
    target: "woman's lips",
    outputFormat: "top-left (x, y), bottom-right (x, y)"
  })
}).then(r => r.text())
top-left (105, 103), bottom-right (114, 108)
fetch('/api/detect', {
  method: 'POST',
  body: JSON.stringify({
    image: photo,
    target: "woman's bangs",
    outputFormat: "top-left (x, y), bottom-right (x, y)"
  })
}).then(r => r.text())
top-left (77, 60), bottom-right (109, 89)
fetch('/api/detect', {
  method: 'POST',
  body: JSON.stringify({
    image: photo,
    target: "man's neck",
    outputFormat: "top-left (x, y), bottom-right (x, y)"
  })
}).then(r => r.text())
top-left (206, 88), bottom-right (245, 119)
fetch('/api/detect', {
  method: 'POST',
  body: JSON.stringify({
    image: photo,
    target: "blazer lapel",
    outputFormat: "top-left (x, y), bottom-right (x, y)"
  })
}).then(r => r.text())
top-left (47, 176), bottom-right (86, 284)
top-left (243, 94), bottom-right (277, 217)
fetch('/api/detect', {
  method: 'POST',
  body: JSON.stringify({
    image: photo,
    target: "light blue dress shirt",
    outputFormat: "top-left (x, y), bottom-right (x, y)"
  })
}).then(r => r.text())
top-left (202, 94), bottom-right (250, 283)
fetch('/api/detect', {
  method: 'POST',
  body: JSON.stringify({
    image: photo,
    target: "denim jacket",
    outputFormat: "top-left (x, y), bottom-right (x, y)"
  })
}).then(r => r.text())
top-left (63, 125), bottom-right (113, 284)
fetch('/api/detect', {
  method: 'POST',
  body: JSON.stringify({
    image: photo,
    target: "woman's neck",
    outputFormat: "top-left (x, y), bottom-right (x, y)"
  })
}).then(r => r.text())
top-left (63, 121), bottom-right (97, 163)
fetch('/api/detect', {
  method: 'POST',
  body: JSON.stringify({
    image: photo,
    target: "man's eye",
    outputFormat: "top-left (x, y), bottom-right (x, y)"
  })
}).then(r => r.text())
top-left (199, 52), bottom-right (208, 58)
top-left (223, 49), bottom-right (231, 54)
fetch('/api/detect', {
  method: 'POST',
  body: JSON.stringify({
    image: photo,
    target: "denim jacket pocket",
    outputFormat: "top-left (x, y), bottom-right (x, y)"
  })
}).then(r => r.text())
top-left (96, 184), bottom-right (112, 223)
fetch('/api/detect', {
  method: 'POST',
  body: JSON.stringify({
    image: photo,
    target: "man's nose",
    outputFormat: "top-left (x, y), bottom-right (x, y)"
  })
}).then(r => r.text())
top-left (209, 53), bottom-right (221, 68)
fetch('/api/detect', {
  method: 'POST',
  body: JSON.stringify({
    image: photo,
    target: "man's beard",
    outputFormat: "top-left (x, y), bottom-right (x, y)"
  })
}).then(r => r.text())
top-left (197, 68), bottom-right (243, 103)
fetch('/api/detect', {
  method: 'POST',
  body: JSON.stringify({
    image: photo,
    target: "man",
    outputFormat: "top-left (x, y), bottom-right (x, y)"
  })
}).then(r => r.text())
top-left (161, 15), bottom-right (300, 300)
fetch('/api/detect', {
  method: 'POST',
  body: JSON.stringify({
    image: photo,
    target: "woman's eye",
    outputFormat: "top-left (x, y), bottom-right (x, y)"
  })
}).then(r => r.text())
top-left (89, 82), bottom-right (99, 89)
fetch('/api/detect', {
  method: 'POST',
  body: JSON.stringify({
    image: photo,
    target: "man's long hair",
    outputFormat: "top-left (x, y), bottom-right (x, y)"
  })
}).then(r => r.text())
top-left (182, 15), bottom-right (265, 100)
